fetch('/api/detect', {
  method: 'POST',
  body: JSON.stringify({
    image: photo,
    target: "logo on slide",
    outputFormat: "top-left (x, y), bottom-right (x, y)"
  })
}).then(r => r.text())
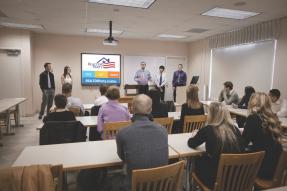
top-left (88, 57), bottom-right (115, 69)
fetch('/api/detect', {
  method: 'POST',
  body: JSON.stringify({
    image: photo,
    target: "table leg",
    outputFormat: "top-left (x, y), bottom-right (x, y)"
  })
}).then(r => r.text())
top-left (3, 110), bottom-right (15, 135)
top-left (11, 104), bottom-right (24, 128)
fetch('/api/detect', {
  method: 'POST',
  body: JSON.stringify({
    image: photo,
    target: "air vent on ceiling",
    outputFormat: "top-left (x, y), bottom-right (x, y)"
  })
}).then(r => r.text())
top-left (0, 10), bottom-right (8, 18)
top-left (186, 28), bottom-right (209, 33)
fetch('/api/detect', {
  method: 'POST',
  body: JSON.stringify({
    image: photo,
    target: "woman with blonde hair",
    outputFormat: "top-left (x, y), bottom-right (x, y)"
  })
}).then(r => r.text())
top-left (61, 66), bottom-right (72, 85)
top-left (179, 85), bottom-right (204, 130)
top-left (188, 102), bottom-right (243, 189)
top-left (242, 92), bottom-right (282, 180)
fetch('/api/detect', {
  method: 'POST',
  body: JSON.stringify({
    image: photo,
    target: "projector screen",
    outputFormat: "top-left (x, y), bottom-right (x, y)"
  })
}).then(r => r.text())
top-left (81, 53), bottom-right (121, 86)
top-left (209, 40), bottom-right (276, 100)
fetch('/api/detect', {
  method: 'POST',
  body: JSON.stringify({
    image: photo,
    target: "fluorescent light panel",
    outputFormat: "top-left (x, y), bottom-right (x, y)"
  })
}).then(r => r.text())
top-left (86, 28), bottom-right (123, 34)
top-left (0, 22), bottom-right (44, 29)
top-left (88, 0), bottom-right (156, 9)
top-left (201, 7), bottom-right (259, 20)
top-left (157, 34), bottom-right (186, 39)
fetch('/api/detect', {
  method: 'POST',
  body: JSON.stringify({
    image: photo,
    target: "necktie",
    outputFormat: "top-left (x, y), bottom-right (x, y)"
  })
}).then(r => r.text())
top-left (159, 74), bottom-right (162, 86)
top-left (47, 72), bottom-right (51, 88)
top-left (178, 72), bottom-right (180, 83)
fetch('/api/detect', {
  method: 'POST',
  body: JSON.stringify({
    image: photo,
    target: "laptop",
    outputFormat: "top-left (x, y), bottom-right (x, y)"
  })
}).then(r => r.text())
top-left (190, 76), bottom-right (199, 84)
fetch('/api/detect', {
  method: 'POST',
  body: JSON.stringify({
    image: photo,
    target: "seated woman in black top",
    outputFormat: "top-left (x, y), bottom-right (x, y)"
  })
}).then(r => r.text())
top-left (236, 86), bottom-right (255, 128)
top-left (147, 89), bottom-right (168, 118)
top-left (180, 85), bottom-right (204, 128)
top-left (242, 92), bottom-right (282, 180)
top-left (43, 94), bottom-right (76, 123)
top-left (188, 102), bottom-right (243, 189)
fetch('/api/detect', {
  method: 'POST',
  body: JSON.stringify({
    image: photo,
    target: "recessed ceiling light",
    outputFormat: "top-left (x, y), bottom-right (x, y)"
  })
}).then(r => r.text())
top-left (86, 28), bottom-right (123, 34)
top-left (157, 34), bottom-right (186, 39)
top-left (201, 7), bottom-right (259, 20)
top-left (88, 0), bottom-right (156, 9)
top-left (0, 22), bottom-right (44, 29)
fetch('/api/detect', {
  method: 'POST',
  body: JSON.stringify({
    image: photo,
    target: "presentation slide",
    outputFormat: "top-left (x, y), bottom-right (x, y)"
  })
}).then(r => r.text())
top-left (81, 53), bottom-right (121, 86)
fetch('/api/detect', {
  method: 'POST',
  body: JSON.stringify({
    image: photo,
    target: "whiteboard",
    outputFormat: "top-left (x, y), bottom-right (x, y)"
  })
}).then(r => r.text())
top-left (123, 56), bottom-right (166, 85)
top-left (209, 40), bottom-right (276, 100)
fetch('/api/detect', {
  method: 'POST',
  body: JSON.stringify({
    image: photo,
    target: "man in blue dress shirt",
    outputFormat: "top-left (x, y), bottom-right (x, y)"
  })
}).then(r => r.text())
top-left (172, 64), bottom-right (187, 102)
top-left (134, 62), bottom-right (151, 95)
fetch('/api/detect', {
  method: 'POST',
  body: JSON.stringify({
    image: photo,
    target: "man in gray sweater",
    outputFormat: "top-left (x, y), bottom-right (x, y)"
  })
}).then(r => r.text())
top-left (116, 94), bottom-right (168, 191)
top-left (218, 81), bottom-right (240, 105)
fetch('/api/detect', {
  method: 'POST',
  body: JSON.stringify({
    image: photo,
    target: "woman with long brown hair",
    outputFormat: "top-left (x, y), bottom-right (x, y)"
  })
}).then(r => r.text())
top-left (179, 85), bottom-right (205, 130)
top-left (188, 102), bottom-right (243, 189)
top-left (242, 92), bottom-right (282, 180)
top-left (61, 66), bottom-right (72, 85)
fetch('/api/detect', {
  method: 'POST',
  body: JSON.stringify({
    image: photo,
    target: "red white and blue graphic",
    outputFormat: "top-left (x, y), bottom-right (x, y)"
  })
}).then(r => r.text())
top-left (81, 54), bottom-right (121, 86)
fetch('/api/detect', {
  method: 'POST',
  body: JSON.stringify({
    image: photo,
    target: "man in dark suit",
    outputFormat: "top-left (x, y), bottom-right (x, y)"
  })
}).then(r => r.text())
top-left (116, 94), bottom-right (168, 190)
top-left (39, 62), bottom-right (55, 119)
top-left (172, 64), bottom-right (187, 102)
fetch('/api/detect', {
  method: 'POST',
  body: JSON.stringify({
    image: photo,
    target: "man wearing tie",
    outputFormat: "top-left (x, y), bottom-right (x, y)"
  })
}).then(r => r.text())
top-left (155, 65), bottom-right (167, 101)
top-left (134, 62), bottom-right (151, 95)
top-left (172, 64), bottom-right (187, 102)
top-left (39, 62), bottom-right (55, 119)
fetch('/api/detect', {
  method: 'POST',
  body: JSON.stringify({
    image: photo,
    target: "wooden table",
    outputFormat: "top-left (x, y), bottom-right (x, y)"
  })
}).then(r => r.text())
top-left (83, 103), bottom-right (128, 111)
top-left (168, 133), bottom-right (205, 157)
top-left (13, 140), bottom-right (179, 171)
top-left (201, 101), bottom-right (287, 128)
top-left (0, 98), bottom-right (27, 135)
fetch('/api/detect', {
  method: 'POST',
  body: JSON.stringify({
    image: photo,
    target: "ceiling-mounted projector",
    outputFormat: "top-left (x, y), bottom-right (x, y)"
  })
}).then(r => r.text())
top-left (103, 21), bottom-right (118, 46)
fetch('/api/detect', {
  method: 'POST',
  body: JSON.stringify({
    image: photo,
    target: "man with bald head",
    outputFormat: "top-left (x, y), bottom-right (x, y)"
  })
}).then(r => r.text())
top-left (116, 94), bottom-right (168, 190)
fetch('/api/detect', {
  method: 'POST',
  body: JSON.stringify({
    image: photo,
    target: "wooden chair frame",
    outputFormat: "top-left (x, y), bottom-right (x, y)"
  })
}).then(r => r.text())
top-left (154, 117), bottom-right (174, 134)
top-left (103, 121), bottom-right (132, 139)
top-left (192, 151), bottom-right (265, 191)
top-left (132, 160), bottom-right (185, 191)
top-left (255, 150), bottom-right (287, 189)
top-left (183, 115), bottom-right (207, 133)
top-left (51, 165), bottom-right (64, 191)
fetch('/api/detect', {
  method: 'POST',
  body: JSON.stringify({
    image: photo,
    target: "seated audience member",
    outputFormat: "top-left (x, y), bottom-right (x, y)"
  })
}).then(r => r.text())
top-left (236, 86), bottom-right (255, 128)
top-left (269, 89), bottom-right (287, 117)
top-left (180, 85), bottom-right (205, 128)
top-left (62, 83), bottom-right (84, 114)
top-left (147, 89), bottom-right (168, 118)
top-left (94, 85), bottom-right (109, 106)
top-left (188, 102), bottom-right (243, 189)
top-left (218, 81), bottom-right (240, 105)
top-left (43, 94), bottom-right (76, 123)
top-left (97, 86), bottom-right (130, 138)
top-left (242, 92), bottom-right (282, 180)
top-left (116, 94), bottom-right (168, 191)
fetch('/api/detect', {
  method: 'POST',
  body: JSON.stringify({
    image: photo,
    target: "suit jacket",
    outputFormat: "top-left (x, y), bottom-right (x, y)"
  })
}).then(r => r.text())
top-left (39, 71), bottom-right (55, 90)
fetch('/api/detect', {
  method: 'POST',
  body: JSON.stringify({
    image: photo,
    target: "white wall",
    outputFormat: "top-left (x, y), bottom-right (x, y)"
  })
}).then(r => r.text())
top-left (188, 17), bottom-right (287, 100)
top-left (0, 29), bottom-right (33, 115)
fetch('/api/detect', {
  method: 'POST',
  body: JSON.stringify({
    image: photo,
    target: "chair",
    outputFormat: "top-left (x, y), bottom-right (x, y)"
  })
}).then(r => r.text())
top-left (118, 96), bottom-right (134, 113)
top-left (132, 160), bottom-right (185, 191)
top-left (68, 106), bottom-right (82, 116)
top-left (40, 121), bottom-right (86, 145)
top-left (0, 164), bottom-right (63, 191)
top-left (191, 151), bottom-right (265, 191)
top-left (255, 150), bottom-right (287, 189)
top-left (183, 115), bottom-right (207, 133)
top-left (103, 121), bottom-right (132, 140)
top-left (89, 105), bottom-right (102, 141)
top-left (154, 117), bottom-right (174, 134)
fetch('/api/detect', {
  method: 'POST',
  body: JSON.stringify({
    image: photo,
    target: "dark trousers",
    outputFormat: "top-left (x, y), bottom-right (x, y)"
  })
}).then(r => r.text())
top-left (40, 89), bottom-right (55, 116)
top-left (156, 86), bottom-right (165, 101)
top-left (138, 85), bottom-right (149, 95)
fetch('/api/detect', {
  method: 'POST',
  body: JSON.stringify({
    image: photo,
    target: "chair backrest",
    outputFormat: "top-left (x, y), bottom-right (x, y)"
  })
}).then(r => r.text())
top-left (51, 165), bottom-right (63, 191)
top-left (40, 121), bottom-right (86, 145)
top-left (68, 106), bottom-right (82, 116)
top-left (91, 105), bottom-right (101, 116)
top-left (164, 101), bottom-right (176, 112)
top-left (103, 121), bottom-right (132, 139)
top-left (213, 151), bottom-right (265, 191)
top-left (132, 160), bottom-right (184, 191)
top-left (271, 149), bottom-right (287, 187)
top-left (154, 117), bottom-right (174, 134)
top-left (183, 115), bottom-right (207, 133)
top-left (118, 96), bottom-right (134, 113)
